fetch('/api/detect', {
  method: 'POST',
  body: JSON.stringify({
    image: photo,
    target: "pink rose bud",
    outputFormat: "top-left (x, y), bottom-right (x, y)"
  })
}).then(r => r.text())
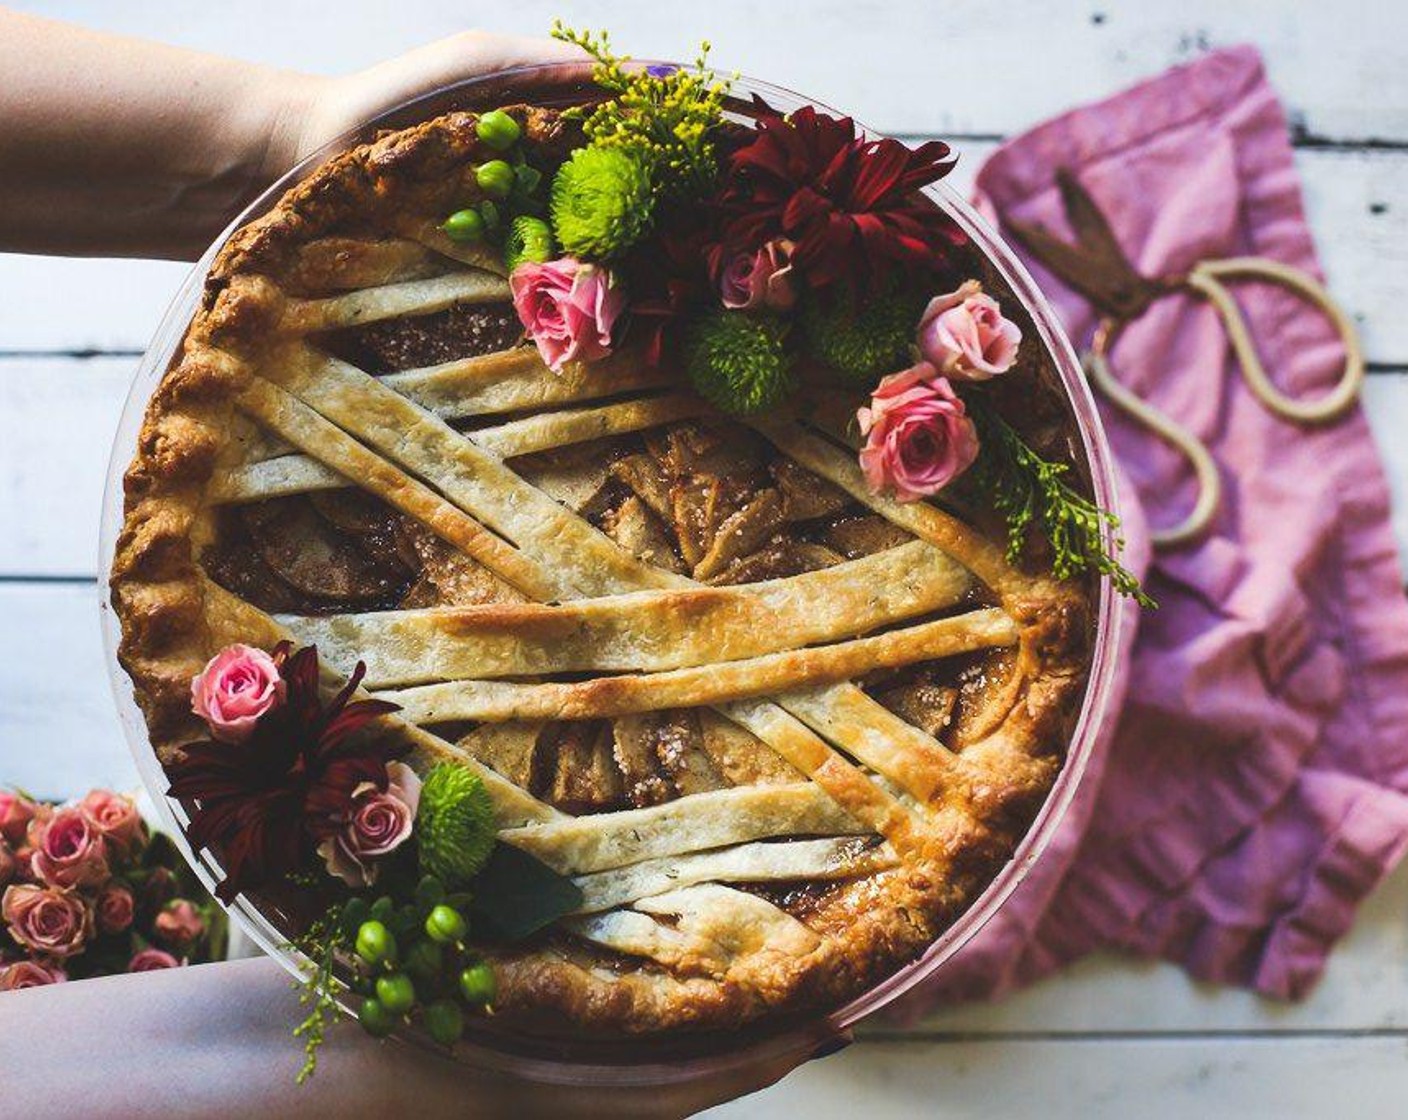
top-left (128, 947), bottom-right (183, 972)
top-left (916, 280), bottom-right (1021, 380)
top-left (28, 807), bottom-right (108, 890)
top-left (510, 258), bottom-right (624, 373)
top-left (318, 761), bottom-right (422, 888)
top-left (719, 238), bottom-right (797, 312)
top-left (141, 865), bottom-right (178, 912)
top-left (154, 899), bottom-right (206, 951)
top-left (191, 644), bottom-right (286, 743)
top-left (858, 363), bottom-right (980, 503)
top-left (2, 884), bottom-right (91, 959)
top-left (95, 883), bottom-right (136, 935)
top-left (0, 959), bottom-right (67, 990)
top-left (0, 791), bottom-right (37, 846)
top-left (79, 790), bottom-right (147, 858)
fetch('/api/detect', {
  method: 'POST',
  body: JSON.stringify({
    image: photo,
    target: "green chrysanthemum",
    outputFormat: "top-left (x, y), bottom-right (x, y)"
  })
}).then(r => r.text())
top-left (549, 147), bottom-right (655, 260)
top-left (503, 215), bottom-right (555, 273)
top-left (417, 764), bottom-right (495, 889)
top-left (686, 312), bottom-right (793, 415)
top-left (800, 291), bottom-right (925, 382)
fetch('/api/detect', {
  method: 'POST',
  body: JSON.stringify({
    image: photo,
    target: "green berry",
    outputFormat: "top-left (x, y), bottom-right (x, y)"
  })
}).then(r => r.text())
top-left (475, 159), bottom-right (515, 200)
top-left (423, 999), bottom-right (464, 1046)
top-left (375, 972), bottom-right (416, 1016)
top-left (442, 208), bottom-right (485, 243)
top-left (418, 764), bottom-right (496, 888)
top-left (358, 997), bottom-right (395, 1038)
top-left (476, 109), bottom-right (521, 151)
top-left (686, 312), bottom-right (794, 415)
top-left (799, 290), bottom-right (925, 382)
top-left (405, 939), bottom-right (443, 981)
top-left (503, 216), bottom-right (555, 273)
top-left (354, 920), bottom-right (397, 967)
top-left (550, 147), bottom-right (655, 260)
top-left (425, 904), bottom-right (467, 944)
top-left (458, 961), bottom-right (496, 1005)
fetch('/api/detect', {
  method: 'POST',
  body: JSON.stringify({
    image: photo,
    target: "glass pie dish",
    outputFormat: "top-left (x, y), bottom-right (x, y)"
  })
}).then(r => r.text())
top-left (99, 62), bottom-right (1126, 1088)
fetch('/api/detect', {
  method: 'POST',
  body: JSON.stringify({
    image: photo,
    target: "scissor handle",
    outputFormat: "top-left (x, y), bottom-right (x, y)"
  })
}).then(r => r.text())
top-left (1184, 257), bottom-right (1364, 424)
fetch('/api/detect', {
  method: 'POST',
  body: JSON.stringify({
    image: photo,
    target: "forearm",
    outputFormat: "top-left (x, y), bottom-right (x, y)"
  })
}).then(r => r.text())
top-left (0, 9), bottom-right (314, 259)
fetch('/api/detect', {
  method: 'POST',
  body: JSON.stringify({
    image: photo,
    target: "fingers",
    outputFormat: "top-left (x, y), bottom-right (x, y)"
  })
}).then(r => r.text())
top-left (288, 31), bottom-right (591, 167)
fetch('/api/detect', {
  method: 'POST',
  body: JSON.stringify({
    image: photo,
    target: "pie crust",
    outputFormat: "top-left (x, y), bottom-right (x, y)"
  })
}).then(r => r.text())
top-left (110, 105), bottom-right (1091, 1037)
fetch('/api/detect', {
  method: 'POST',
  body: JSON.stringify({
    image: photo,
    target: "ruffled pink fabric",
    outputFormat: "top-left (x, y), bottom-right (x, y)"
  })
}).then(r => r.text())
top-left (899, 45), bottom-right (1408, 1013)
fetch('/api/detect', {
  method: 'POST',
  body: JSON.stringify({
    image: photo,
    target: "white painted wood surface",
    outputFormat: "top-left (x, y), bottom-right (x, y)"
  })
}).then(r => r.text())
top-left (2, 3), bottom-right (1406, 1116)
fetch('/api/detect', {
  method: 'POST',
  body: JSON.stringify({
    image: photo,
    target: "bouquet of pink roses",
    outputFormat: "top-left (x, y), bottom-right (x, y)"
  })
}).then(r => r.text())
top-left (0, 788), bottom-right (226, 990)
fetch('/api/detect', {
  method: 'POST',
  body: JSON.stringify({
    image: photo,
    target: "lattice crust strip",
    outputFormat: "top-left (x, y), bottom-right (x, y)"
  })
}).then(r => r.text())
top-left (183, 255), bottom-right (1074, 979)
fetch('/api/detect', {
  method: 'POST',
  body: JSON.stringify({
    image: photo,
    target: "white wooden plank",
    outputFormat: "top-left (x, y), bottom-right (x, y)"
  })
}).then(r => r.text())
top-left (4, 147), bottom-right (1403, 363)
top-left (20, 0), bottom-right (1408, 142)
top-left (0, 582), bottom-right (135, 801)
top-left (0, 355), bottom-right (132, 577)
top-left (704, 1036), bottom-right (1408, 1120)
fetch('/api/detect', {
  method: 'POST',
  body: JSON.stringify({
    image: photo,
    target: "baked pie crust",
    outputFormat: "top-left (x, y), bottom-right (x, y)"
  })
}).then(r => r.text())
top-left (110, 105), bottom-right (1091, 1037)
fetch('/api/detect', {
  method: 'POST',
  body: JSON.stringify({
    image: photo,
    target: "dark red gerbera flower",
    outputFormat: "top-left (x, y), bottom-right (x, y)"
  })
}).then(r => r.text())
top-left (166, 643), bottom-right (403, 903)
top-left (718, 106), bottom-right (964, 292)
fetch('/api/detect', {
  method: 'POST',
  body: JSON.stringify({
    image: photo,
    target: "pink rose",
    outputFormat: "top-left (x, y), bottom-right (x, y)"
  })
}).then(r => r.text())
top-left (191, 644), bottom-right (286, 742)
top-left (154, 899), bottom-right (206, 951)
top-left (916, 280), bottom-right (1021, 380)
top-left (858, 363), bottom-right (980, 502)
top-left (0, 791), bottom-right (36, 846)
top-left (0, 843), bottom-right (15, 888)
top-left (718, 239), bottom-right (797, 312)
top-left (317, 761), bottom-right (422, 888)
top-left (95, 883), bottom-right (136, 935)
top-left (510, 258), bottom-right (624, 373)
top-left (79, 790), bottom-right (146, 857)
top-left (2, 884), bottom-right (91, 959)
top-left (128, 948), bottom-right (182, 972)
top-left (0, 959), bottom-right (67, 990)
top-left (28, 807), bottom-right (108, 890)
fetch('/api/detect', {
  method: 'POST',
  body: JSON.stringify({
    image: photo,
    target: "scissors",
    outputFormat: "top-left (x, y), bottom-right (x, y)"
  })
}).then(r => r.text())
top-left (1006, 168), bottom-right (1364, 548)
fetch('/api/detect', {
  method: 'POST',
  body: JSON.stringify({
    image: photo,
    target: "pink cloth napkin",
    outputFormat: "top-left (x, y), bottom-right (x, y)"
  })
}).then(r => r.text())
top-left (900, 45), bottom-right (1408, 1012)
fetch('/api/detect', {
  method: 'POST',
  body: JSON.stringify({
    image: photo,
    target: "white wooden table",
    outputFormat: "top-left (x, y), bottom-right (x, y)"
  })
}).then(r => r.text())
top-left (2, 3), bottom-right (1406, 1116)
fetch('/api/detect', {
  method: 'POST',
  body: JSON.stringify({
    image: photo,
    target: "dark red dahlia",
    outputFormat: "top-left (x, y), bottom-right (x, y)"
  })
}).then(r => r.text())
top-left (718, 106), bottom-right (964, 292)
top-left (166, 643), bottom-right (402, 903)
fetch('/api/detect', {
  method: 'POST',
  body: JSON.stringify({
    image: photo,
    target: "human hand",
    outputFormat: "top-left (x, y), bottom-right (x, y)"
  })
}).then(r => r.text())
top-left (265, 31), bottom-right (587, 177)
top-left (0, 957), bottom-right (843, 1119)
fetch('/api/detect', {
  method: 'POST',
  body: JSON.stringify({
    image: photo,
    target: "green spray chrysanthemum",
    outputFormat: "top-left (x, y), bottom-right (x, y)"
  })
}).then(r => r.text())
top-left (549, 146), bottom-right (656, 260)
top-left (417, 764), bottom-right (495, 889)
top-left (552, 23), bottom-right (732, 200)
top-left (686, 312), bottom-right (793, 415)
top-left (503, 215), bottom-right (555, 273)
top-left (800, 290), bottom-right (926, 382)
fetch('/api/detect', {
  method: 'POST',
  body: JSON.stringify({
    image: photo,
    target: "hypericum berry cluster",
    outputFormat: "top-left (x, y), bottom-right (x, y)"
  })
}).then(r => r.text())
top-left (441, 110), bottom-right (556, 272)
top-left (348, 875), bottom-right (496, 1047)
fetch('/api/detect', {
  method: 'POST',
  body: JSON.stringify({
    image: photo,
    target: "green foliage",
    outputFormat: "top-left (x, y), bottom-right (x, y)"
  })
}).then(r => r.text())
top-left (551, 22), bottom-right (732, 200)
top-left (686, 312), bottom-right (794, 415)
top-left (288, 902), bottom-right (348, 1084)
top-left (549, 146), bottom-right (655, 259)
top-left (800, 291), bottom-right (924, 382)
top-left (417, 764), bottom-right (496, 888)
top-left (968, 397), bottom-right (1154, 606)
top-left (503, 215), bottom-right (555, 273)
top-left (465, 844), bottom-right (584, 943)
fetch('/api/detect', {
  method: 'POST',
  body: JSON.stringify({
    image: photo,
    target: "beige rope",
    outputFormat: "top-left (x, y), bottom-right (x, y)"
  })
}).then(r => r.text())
top-left (1086, 256), bottom-right (1365, 548)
